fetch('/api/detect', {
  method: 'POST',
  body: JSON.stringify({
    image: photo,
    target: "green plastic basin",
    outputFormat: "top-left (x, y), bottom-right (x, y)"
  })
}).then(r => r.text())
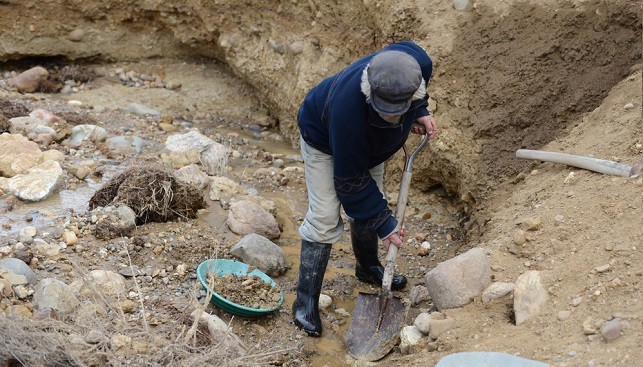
top-left (196, 259), bottom-right (284, 317)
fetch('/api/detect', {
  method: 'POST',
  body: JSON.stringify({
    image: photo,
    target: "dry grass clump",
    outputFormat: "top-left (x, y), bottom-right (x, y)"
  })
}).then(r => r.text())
top-left (55, 65), bottom-right (97, 84)
top-left (89, 163), bottom-right (206, 224)
top-left (0, 268), bottom-right (291, 367)
top-left (58, 111), bottom-right (98, 126)
top-left (35, 65), bottom-right (99, 93)
top-left (0, 98), bottom-right (29, 118)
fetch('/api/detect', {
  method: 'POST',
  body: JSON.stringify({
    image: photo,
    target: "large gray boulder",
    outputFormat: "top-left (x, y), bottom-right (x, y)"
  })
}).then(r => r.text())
top-left (227, 200), bottom-right (280, 240)
top-left (0, 258), bottom-right (36, 284)
top-left (230, 233), bottom-right (288, 276)
top-left (424, 247), bottom-right (490, 310)
top-left (34, 278), bottom-right (79, 316)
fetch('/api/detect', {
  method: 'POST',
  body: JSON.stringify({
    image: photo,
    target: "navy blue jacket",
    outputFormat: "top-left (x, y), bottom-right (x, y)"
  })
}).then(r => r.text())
top-left (298, 41), bottom-right (433, 239)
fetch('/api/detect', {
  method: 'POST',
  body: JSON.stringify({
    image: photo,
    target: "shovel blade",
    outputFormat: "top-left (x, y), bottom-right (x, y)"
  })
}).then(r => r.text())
top-left (345, 292), bottom-right (407, 362)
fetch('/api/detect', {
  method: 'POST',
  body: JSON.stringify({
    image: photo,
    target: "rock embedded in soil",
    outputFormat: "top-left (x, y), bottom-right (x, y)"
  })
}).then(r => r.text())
top-left (400, 325), bottom-right (423, 354)
top-left (429, 316), bottom-right (456, 340)
top-left (409, 284), bottom-right (431, 306)
top-left (9, 116), bottom-right (57, 136)
top-left (601, 319), bottom-right (622, 341)
top-left (319, 293), bottom-right (332, 309)
top-left (175, 164), bottom-right (209, 190)
top-left (557, 310), bottom-right (572, 321)
top-left (425, 247), bottom-right (490, 310)
top-left (521, 216), bottom-right (542, 231)
top-left (68, 124), bottom-right (108, 145)
top-left (513, 270), bottom-right (547, 325)
top-left (76, 270), bottom-right (127, 298)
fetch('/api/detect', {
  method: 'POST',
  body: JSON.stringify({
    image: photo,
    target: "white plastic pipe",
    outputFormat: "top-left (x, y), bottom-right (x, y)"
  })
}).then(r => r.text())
top-left (516, 149), bottom-right (634, 177)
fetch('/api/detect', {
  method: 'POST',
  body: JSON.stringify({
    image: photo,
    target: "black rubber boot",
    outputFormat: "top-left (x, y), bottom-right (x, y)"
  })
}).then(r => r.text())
top-left (350, 220), bottom-right (407, 291)
top-left (292, 239), bottom-right (331, 337)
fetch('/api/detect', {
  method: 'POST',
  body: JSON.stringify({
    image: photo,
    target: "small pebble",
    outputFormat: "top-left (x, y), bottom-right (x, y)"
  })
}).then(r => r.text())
top-left (571, 296), bottom-right (583, 307)
top-left (623, 102), bottom-right (634, 110)
top-left (595, 264), bottom-right (610, 273)
top-left (557, 310), bottom-right (572, 321)
top-left (601, 319), bottom-right (622, 341)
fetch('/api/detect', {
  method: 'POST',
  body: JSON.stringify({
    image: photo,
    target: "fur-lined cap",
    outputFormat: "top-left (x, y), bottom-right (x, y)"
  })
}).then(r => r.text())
top-left (364, 51), bottom-right (422, 116)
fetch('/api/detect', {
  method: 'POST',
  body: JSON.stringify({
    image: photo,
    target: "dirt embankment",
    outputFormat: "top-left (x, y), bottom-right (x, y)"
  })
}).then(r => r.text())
top-left (1, 1), bottom-right (640, 215)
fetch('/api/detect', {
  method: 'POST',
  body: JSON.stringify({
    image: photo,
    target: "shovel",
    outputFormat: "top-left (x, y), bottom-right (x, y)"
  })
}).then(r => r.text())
top-left (345, 127), bottom-right (430, 361)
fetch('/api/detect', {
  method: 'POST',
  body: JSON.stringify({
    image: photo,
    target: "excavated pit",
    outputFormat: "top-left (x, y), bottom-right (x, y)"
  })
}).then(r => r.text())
top-left (0, 1), bottom-right (641, 366)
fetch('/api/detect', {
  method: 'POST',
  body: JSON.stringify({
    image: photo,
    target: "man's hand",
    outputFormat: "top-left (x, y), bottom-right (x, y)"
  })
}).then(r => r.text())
top-left (412, 114), bottom-right (438, 139)
top-left (382, 225), bottom-right (405, 251)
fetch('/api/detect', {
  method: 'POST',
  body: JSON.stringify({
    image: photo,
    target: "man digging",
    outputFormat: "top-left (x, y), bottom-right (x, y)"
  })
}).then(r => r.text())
top-left (293, 41), bottom-right (438, 336)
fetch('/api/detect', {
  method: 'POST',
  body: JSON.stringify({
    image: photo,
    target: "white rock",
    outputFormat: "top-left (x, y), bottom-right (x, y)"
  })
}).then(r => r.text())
top-left (175, 164), bottom-right (209, 190)
top-left (35, 242), bottom-right (61, 258)
top-left (6, 160), bottom-right (64, 201)
top-left (557, 310), bottom-right (572, 321)
top-left (0, 133), bottom-right (43, 177)
top-left (42, 149), bottom-right (65, 163)
top-left (414, 312), bottom-right (432, 335)
top-left (9, 116), bottom-right (56, 136)
top-left (0, 269), bottom-right (28, 286)
top-left (319, 294), bottom-right (332, 309)
top-left (76, 270), bottom-right (127, 298)
top-left (400, 325), bottom-right (423, 354)
top-left (176, 264), bottom-right (187, 275)
top-left (623, 102), bottom-right (635, 110)
top-left (13, 285), bottom-right (29, 299)
top-left (513, 270), bottom-right (547, 325)
top-left (20, 226), bottom-right (37, 238)
top-left (125, 102), bottom-right (160, 116)
top-left (166, 131), bottom-right (228, 175)
top-left (69, 125), bottom-right (108, 145)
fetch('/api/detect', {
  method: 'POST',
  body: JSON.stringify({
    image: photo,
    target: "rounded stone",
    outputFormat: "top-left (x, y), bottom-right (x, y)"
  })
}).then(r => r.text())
top-left (0, 257), bottom-right (36, 284)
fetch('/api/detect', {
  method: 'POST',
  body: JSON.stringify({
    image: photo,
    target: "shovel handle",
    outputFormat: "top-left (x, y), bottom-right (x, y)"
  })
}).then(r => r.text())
top-left (381, 132), bottom-right (430, 293)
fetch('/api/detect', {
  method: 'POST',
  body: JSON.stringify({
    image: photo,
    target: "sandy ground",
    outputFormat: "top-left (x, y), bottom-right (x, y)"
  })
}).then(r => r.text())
top-left (0, 1), bottom-right (641, 366)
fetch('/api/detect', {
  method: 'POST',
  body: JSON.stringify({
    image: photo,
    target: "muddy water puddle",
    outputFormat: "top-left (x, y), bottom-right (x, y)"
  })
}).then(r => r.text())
top-left (0, 169), bottom-right (119, 236)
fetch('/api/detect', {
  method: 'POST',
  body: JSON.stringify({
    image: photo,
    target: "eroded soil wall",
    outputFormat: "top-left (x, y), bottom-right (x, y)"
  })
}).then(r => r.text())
top-left (1, 0), bottom-right (640, 210)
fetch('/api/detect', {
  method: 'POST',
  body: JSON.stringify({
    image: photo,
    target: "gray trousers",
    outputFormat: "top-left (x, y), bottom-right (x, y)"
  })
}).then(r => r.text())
top-left (298, 137), bottom-right (384, 244)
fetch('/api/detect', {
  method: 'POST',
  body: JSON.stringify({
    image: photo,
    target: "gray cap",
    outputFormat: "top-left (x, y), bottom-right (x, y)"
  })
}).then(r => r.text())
top-left (368, 50), bottom-right (422, 116)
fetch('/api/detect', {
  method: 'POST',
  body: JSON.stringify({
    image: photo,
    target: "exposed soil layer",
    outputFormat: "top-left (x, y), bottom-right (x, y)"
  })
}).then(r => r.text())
top-left (0, 1), bottom-right (641, 367)
top-left (2, 1), bottom-right (639, 209)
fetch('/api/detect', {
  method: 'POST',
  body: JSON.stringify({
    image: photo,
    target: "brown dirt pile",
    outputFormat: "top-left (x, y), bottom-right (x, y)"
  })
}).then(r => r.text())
top-left (89, 163), bottom-right (205, 224)
top-left (208, 272), bottom-right (282, 310)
